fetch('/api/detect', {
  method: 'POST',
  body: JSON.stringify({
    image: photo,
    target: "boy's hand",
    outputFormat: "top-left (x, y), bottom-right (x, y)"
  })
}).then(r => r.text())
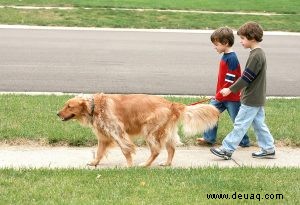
top-left (220, 88), bottom-right (231, 96)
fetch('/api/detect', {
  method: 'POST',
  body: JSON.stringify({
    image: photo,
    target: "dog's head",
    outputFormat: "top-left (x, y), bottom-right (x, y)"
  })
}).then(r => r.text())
top-left (57, 97), bottom-right (88, 121)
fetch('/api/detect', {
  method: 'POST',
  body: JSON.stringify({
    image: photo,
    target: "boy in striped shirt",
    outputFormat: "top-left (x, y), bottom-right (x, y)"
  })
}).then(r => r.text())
top-left (197, 27), bottom-right (250, 147)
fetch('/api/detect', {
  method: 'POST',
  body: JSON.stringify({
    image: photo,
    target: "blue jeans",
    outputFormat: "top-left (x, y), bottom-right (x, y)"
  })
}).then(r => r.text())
top-left (203, 99), bottom-right (250, 146)
top-left (221, 104), bottom-right (275, 153)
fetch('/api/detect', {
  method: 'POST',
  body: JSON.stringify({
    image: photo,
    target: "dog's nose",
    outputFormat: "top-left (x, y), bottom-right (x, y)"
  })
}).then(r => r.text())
top-left (57, 113), bottom-right (60, 116)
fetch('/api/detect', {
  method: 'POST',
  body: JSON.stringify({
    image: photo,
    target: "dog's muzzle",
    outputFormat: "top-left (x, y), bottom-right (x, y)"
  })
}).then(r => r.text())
top-left (57, 113), bottom-right (75, 121)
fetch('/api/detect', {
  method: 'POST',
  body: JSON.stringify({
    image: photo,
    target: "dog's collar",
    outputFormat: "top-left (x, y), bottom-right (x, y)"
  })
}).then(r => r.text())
top-left (90, 97), bottom-right (95, 116)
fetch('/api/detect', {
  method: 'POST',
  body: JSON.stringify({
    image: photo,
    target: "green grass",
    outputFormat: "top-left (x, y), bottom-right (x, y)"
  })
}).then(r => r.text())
top-left (0, 1), bottom-right (300, 32)
top-left (0, 94), bottom-right (95, 146)
top-left (0, 94), bottom-right (299, 147)
top-left (0, 8), bottom-right (299, 32)
top-left (0, 167), bottom-right (299, 204)
top-left (0, 0), bottom-right (299, 14)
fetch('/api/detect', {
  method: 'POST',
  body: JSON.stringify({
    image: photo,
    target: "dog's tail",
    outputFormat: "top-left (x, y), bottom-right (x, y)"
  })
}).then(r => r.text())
top-left (181, 104), bottom-right (219, 136)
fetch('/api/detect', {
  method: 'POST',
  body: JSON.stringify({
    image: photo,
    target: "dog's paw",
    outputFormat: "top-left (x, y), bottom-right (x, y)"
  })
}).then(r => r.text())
top-left (87, 160), bottom-right (99, 167)
top-left (158, 161), bottom-right (171, 167)
top-left (138, 162), bottom-right (149, 167)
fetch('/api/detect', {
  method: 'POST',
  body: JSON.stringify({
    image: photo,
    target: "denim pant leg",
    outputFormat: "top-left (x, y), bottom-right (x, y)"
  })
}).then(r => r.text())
top-left (203, 99), bottom-right (226, 144)
top-left (221, 104), bottom-right (258, 153)
top-left (225, 101), bottom-right (250, 146)
top-left (252, 107), bottom-right (275, 152)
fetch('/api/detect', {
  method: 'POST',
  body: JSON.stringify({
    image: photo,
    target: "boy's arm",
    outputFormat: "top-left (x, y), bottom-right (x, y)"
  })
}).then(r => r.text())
top-left (229, 55), bottom-right (262, 93)
top-left (220, 87), bottom-right (232, 96)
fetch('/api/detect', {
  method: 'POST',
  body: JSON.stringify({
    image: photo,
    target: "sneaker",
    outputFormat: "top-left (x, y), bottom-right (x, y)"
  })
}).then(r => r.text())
top-left (252, 150), bottom-right (276, 159)
top-left (196, 138), bottom-right (213, 146)
top-left (210, 147), bottom-right (232, 160)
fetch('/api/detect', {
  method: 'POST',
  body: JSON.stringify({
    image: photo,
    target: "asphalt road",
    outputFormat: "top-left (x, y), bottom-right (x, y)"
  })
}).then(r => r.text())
top-left (0, 26), bottom-right (299, 96)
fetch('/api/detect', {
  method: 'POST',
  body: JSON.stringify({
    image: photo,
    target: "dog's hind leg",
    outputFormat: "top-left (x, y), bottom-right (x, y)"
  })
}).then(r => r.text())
top-left (159, 127), bottom-right (177, 166)
top-left (160, 139), bottom-right (175, 166)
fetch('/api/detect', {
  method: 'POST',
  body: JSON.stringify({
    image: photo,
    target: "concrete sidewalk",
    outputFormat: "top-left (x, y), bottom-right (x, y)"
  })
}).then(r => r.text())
top-left (1, 145), bottom-right (299, 169)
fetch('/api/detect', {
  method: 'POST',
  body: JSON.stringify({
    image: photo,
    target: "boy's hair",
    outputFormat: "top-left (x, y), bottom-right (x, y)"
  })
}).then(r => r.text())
top-left (237, 21), bottom-right (263, 42)
top-left (210, 27), bottom-right (234, 46)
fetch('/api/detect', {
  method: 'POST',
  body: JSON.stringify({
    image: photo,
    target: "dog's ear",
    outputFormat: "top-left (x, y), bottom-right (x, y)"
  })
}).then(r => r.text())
top-left (70, 97), bottom-right (86, 110)
top-left (78, 99), bottom-right (87, 108)
top-left (79, 98), bottom-right (94, 115)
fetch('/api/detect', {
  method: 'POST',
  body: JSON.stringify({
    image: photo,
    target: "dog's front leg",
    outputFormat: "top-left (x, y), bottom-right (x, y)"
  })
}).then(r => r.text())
top-left (88, 140), bottom-right (110, 167)
top-left (122, 151), bottom-right (133, 167)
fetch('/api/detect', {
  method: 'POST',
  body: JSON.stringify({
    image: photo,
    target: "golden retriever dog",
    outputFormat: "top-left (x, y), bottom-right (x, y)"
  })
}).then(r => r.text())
top-left (57, 93), bottom-right (219, 167)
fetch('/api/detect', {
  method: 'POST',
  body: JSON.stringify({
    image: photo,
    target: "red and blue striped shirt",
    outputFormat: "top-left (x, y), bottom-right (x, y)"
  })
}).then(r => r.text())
top-left (215, 52), bottom-right (241, 102)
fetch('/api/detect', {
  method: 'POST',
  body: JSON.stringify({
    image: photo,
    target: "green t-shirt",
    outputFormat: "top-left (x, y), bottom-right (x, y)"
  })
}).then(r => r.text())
top-left (230, 48), bottom-right (267, 106)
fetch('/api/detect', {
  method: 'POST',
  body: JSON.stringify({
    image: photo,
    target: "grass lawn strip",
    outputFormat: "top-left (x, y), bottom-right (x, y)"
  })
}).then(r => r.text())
top-left (0, 7), bottom-right (299, 32)
top-left (0, 94), bottom-right (299, 147)
top-left (0, 5), bottom-right (288, 16)
top-left (0, 0), bottom-right (299, 14)
top-left (0, 167), bottom-right (298, 204)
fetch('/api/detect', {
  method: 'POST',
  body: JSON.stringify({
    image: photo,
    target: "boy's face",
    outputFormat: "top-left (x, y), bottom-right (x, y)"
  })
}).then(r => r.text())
top-left (212, 42), bottom-right (229, 54)
top-left (239, 35), bottom-right (255, 49)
